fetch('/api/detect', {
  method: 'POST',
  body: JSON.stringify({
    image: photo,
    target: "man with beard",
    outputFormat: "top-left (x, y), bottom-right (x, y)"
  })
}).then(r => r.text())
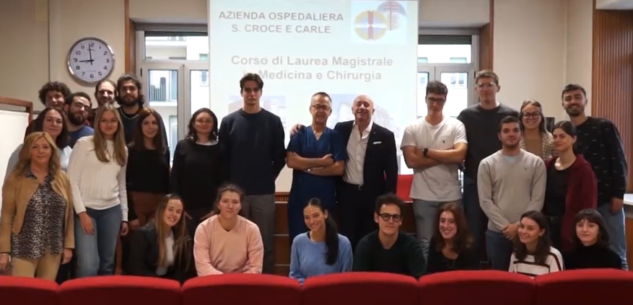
top-left (561, 84), bottom-right (628, 270)
top-left (477, 115), bottom-right (545, 271)
top-left (64, 92), bottom-right (94, 148)
top-left (88, 79), bottom-right (117, 126)
top-left (115, 74), bottom-right (169, 148)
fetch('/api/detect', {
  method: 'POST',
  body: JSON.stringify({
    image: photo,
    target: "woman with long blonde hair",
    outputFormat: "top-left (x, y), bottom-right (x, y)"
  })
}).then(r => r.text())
top-left (67, 104), bottom-right (129, 277)
top-left (127, 194), bottom-right (195, 283)
top-left (0, 132), bottom-right (74, 280)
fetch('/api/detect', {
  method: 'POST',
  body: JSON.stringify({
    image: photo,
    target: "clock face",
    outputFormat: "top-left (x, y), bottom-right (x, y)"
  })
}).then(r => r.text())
top-left (67, 38), bottom-right (115, 84)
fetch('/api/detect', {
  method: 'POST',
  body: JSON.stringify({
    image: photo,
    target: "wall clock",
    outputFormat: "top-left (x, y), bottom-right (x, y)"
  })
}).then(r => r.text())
top-left (67, 37), bottom-right (115, 84)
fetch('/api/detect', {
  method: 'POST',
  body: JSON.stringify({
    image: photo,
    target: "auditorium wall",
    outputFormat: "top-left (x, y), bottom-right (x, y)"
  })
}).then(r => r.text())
top-left (0, 0), bottom-right (591, 118)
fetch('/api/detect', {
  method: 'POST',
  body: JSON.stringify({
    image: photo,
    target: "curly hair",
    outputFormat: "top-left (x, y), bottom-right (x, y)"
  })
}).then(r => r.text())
top-left (38, 82), bottom-right (71, 106)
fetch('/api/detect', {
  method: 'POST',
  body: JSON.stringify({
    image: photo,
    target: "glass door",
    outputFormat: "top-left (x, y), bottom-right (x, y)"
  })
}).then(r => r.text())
top-left (434, 65), bottom-right (475, 119)
top-left (140, 62), bottom-right (185, 161)
top-left (184, 62), bottom-right (210, 125)
top-left (416, 65), bottom-right (435, 118)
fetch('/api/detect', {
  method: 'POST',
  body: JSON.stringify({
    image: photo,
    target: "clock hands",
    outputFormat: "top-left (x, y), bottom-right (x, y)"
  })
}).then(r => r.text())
top-left (87, 45), bottom-right (94, 65)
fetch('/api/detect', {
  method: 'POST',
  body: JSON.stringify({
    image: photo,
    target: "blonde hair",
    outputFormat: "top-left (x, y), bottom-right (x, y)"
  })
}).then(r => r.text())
top-left (93, 104), bottom-right (127, 166)
top-left (9, 132), bottom-right (69, 202)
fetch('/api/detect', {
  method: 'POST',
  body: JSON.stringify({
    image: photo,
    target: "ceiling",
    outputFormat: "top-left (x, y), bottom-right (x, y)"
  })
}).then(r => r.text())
top-left (596, 0), bottom-right (633, 9)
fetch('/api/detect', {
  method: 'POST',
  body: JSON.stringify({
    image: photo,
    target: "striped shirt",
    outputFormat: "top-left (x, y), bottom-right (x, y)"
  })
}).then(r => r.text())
top-left (509, 247), bottom-right (563, 277)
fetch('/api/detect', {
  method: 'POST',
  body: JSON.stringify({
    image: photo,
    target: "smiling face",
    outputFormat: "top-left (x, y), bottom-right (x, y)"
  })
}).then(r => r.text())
top-left (303, 204), bottom-right (327, 233)
top-left (518, 216), bottom-right (544, 245)
top-left (162, 199), bottom-right (183, 228)
top-left (30, 136), bottom-right (53, 166)
top-left (521, 103), bottom-right (542, 131)
top-left (98, 110), bottom-right (119, 139)
top-left (374, 203), bottom-right (402, 236)
top-left (576, 218), bottom-right (599, 246)
top-left (141, 113), bottom-right (159, 139)
top-left (42, 110), bottom-right (64, 140)
top-left (310, 94), bottom-right (332, 125)
top-left (438, 211), bottom-right (457, 240)
top-left (562, 88), bottom-right (587, 117)
top-left (217, 191), bottom-right (241, 218)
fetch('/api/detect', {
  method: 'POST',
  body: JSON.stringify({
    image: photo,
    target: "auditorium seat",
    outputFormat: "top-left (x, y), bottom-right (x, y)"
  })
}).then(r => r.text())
top-left (396, 175), bottom-right (413, 202)
top-left (534, 269), bottom-right (633, 305)
top-left (419, 271), bottom-right (535, 305)
top-left (302, 272), bottom-right (418, 305)
top-left (59, 276), bottom-right (181, 305)
top-left (0, 276), bottom-right (59, 305)
top-left (182, 274), bottom-right (300, 305)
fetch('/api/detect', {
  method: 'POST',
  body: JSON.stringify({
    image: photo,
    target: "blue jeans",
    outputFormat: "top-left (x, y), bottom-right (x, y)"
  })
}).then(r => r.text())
top-left (463, 177), bottom-right (486, 252)
top-left (485, 230), bottom-right (513, 271)
top-left (412, 199), bottom-right (462, 262)
top-left (75, 205), bottom-right (122, 277)
top-left (597, 204), bottom-right (628, 270)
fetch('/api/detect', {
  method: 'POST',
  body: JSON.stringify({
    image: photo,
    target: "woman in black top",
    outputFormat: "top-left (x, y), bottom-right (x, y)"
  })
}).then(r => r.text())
top-left (127, 194), bottom-right (195, 283)
top-left (426, 202), bottom-right (479, 274)
top-left (170, 108), bottom-right (223, 235)
top-left (126, 108), bottom-right (171, 230)
top-left (563, 209), bottom-right (621, 270)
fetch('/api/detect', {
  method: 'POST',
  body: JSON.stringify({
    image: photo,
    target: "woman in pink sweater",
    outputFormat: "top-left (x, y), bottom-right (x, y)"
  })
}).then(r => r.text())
top-left (193, 184), bottom-right (264, 275)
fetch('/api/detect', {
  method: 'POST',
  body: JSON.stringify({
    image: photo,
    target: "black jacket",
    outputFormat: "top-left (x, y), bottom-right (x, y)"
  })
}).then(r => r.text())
top-left (126, 223), bottom-right (196, 284)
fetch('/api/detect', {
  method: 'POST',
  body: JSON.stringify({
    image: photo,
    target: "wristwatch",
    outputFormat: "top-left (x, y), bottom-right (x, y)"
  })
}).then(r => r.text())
top-left (423, 148), bottom-right (429, 157)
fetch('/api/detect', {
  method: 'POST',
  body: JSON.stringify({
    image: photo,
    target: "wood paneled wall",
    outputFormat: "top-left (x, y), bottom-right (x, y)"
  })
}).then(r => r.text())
top-left (591, 8), bottom-right (633, 192)
top-left (478, 0), bottom-right (495, 70)
top-left (272, 193), bottom-right (416, 276)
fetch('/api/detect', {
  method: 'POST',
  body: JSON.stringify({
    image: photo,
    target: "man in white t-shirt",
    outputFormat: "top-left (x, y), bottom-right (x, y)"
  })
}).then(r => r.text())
top-left (400, 81), bottom-right (468, 261)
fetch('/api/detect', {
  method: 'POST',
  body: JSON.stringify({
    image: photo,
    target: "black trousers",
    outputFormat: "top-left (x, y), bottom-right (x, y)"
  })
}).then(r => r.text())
top-left (338, 183), bottom-right (378, 251)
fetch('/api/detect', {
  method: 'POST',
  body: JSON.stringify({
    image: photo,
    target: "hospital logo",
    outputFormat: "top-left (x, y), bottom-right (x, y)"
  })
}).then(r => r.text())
top-left (353, 1), bottom-right (407, 41)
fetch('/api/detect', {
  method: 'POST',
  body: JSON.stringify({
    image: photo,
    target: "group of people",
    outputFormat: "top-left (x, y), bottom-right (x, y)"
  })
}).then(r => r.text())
top-left (0, 69), bottom-right (627, 285)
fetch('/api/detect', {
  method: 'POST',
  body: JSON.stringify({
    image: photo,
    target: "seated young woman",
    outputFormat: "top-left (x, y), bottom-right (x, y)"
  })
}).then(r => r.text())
top-left (193, 184), bottom-right (264, 275)
top-left (289, 198), bottom-right (352, 284)
top-left (426, 202), bottom-right (479, 274)
top-left (563, 209), bottom-right (622, 270)
top-left (509, 210), bottom-right (563, 277)
top-left (127, 194), bottom-right (195, 283)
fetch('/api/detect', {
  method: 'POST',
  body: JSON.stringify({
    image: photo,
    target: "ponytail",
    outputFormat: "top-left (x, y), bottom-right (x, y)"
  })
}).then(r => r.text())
top-left (324, 214), bottom-right (340, 265)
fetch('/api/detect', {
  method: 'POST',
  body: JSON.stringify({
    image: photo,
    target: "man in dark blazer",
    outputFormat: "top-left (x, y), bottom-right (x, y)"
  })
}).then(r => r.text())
top-left (335, 95), bottom-right (398, 249)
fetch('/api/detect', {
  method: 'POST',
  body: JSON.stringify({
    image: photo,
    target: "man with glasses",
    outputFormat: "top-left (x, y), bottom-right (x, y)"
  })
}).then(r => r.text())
top-left (64, 92), bottom-right (94, 148)
top-left (457, 70), bottom-right (518, 260)
top-left (401, 81), bottom-right (467, 263)
top-left (353, 193), bottom-right (425, 278)
top-left (218, 73), bottom-right (286, 274)
top-left (286, 92), bottom-right (347, 241)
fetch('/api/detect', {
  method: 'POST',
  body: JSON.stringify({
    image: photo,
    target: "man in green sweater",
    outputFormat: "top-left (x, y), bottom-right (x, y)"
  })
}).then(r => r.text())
top-left (477, 115), bottom-right (546, 270)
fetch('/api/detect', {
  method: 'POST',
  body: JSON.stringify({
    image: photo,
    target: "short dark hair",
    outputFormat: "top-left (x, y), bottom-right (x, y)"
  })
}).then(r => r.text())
top-left (475, 70), bottom-right (500, 86)
top-left (64, 91), bottom-right (92, 107)
top-left (561, 84), bottom-right (587, 99)
top-left (38, 82), bottom-right (71, 106)
top-left (239, 73), bottom-right (264, 91)
top-left (498, 115), bottom-right (520, 132)
top-left (312, 91), bottom-right (331, 101)
top-left (374, 193), bottom-right (405, 216)
top-left (426, 81), bottom-right (448, 97)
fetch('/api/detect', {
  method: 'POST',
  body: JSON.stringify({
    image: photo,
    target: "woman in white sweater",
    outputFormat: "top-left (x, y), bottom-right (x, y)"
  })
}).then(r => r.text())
top-left (68, 104), bottom-right (129, 277)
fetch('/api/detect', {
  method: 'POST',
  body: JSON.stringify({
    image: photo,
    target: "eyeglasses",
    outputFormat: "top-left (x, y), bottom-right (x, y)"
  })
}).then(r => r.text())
top-left (311, 104), bottom-right (331, 111)
top-left (522, 112), bottom-right (541, 119)
top-left (379, 213), bottom-right (402, 222)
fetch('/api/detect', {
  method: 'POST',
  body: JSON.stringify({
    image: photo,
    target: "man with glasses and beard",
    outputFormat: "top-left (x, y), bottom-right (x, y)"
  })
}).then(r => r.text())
top-left (561, 84), bottom-right (628, 270)
top-left (64, 92), bottom-right (94, 148)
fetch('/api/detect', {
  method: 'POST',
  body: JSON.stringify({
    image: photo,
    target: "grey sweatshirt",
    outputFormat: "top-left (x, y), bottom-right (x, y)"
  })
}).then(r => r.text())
top-left (477, 150), bottom-right (546, 232)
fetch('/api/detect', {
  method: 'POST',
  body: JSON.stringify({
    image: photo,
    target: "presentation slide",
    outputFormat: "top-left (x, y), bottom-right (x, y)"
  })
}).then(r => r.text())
top-left (208, 0), bottom-right (419, 191)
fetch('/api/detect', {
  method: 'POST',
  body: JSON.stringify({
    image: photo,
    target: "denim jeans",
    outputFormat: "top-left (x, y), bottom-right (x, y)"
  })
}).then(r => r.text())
top-left (485, 230), bottom-right (513, 271)
top-left (75, 205), bottom-right (122, 277)
top-left (463, 176), bottom-right (486, 252)
top-left (412, 199), bottom-right (462, 262)
top-left (597, 204), bottom-right (628, 270)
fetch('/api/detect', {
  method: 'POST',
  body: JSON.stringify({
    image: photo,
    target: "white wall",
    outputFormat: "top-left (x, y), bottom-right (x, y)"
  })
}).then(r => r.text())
top-left (494, 0), bottom-right (593, 120)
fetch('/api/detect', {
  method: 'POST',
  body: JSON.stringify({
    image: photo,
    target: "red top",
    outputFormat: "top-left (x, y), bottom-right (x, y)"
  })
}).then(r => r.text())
top-left (546, 154), bottom-right (597, 251)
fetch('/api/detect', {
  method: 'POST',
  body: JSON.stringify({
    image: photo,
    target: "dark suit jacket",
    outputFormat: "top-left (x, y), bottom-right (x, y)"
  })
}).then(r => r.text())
top-left (127, 223), bottom-right (196, 284)
top-left (334, 121), bottom-right (398, 196)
